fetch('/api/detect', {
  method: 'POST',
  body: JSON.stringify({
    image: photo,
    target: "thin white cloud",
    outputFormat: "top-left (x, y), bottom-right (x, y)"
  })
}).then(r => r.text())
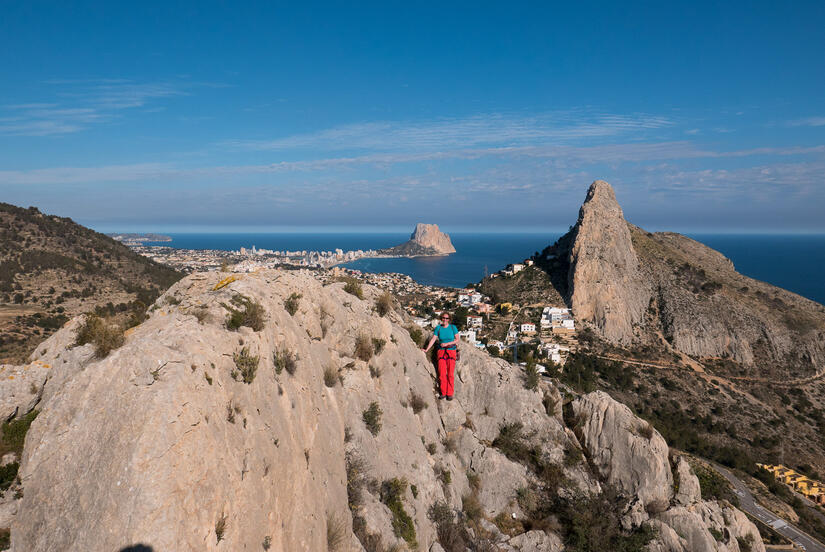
top-left (2, 141), bottom-right (822, 185)
top-left (226, 112), bottom-right (673, 152)
top-left (787, 116), bottom-right (825, 127)
top-left (0, 80), bottom-right (186, 136)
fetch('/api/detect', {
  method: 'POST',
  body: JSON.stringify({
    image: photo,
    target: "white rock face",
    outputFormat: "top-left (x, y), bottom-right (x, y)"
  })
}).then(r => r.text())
top-left (674, 456), bottom-right (702, 506)
top-left (572, 390), bottom-right (673, 509)
top-left (567, 180), bottom-right (649, 343)
top-left (410, 223), bottom-right (456, 254)
top-left (2, 269), bottom-right (768, 551)
top-left (0, 362), bottom-right (48, 422)
top-left (9, 270), bottom-right (559, 551)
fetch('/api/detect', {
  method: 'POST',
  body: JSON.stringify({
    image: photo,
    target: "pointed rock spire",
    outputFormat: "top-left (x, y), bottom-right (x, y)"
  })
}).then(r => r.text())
top-left (567, 180), bottom-right (649, 343)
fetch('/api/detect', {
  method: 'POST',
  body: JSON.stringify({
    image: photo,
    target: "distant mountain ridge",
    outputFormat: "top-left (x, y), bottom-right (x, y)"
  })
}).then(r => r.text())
top-left (381, 223), bottom-right (456, 256)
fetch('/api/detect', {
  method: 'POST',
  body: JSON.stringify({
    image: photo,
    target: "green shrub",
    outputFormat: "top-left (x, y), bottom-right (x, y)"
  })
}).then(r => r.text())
top-left (691, 462), bottom-right (738, 505)
top-left (708, 527), bottom-right (723, 541)
top-left (274, 346), bottom-right (298, 376)
top-left (736, 535), bottom-right (753, 552)
top-left (375, 292), bottom-right (393, 316)
top-left (224, 294), bottom-right (266, 331)
top-left (371, 337), bottom-right (386, 355)
top-left (74, 314), bottom-right (125, 358)
top-left (231, 346), bottom-right (259, 384)
top-left (462, 493), bottom-right (483, 521)
top-left (346, 451), bottom-right (368, 511)
top-left (564, 446), bottom-right (583, 467)
top-left (355, 334), bottom-right (373, 361)
top-left (363, 402), bottom-right (383, 436)
top-left (1, 409), bottom-right (38, 456)
top-left (324, 365), bottom-right (338, 387)
top-left (0, 462), bottom-right (19, 491)
top-left (284, 292), bottom-right (302, 316)
top-left (410, 392), bottom-right (428, 414)
top-left (524, 362), bottom-right (540, 390)
top-left (342, 278), bottom-right (364, 299)
top-left (406, 325), bottom-right (424, 347)
top-left (380, 478), bottom-right (417, 548)
top-left (369, 365), bottom-right (381, 379)
top-left (326, 513), bottom-right (347, 551)
top-left (428, 501), bottom-right (468, 550)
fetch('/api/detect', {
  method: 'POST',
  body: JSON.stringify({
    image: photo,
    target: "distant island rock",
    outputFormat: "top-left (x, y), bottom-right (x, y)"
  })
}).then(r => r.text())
top-left (381, 223), bottom-right (456, 256)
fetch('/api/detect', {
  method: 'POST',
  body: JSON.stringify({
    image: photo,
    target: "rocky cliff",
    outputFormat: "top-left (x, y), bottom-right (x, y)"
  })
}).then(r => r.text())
top-left (2, 269), bottom-right (764, 551)
top-left (545, 181), bottom-right (825, 377)
top-left (383, 223), bottom-right (456, 256)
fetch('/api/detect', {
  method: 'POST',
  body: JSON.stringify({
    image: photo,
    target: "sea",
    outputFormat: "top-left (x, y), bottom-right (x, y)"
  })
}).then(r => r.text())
top-left (142, 233), bottom-right (825, 306)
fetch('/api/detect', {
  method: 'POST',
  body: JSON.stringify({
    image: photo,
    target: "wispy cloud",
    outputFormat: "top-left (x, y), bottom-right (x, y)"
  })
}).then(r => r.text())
top-left (3, 140), bottom-right (823, 186)
top-left (0, 80), bottom-right (186, 136)
top-left (226, 111), bottom-right (673, 152)
top-left (787, 116), bottom-right (825, 127)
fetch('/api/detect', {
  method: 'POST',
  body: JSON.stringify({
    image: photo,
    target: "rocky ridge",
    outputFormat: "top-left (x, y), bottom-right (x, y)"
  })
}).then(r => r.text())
top-left (546, 181), bottom-right (825, 376)
top-left (3, 269), bottom-right (764, 551)
top-left (383, 223), bottom-right (456, 256)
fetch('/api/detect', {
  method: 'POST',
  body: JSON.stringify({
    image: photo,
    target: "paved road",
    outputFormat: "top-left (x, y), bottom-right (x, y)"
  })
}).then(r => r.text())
top-left (712, 463), bottom-right (825, 552)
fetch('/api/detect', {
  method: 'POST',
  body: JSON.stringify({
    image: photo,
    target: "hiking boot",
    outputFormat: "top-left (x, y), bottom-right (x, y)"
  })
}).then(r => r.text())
top-left (446, 396), bottom-right (454, 401)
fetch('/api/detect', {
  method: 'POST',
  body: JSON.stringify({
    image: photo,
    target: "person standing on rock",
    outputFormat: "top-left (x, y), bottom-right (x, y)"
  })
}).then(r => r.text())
top-left (422, 313), bottom-right (459, 400)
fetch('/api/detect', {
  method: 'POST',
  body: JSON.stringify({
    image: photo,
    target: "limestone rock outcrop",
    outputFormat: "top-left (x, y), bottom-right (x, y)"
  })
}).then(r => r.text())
top-left (383, 223), bottom-right (456, 256)
top-left (2, 269), bottom-right (768, 551)
top-left (566, 180), bottom-right (649, 344)
top-left (543, 179), bottom-right (825, 376)
top-left (572, 390), bottom-right (672, 509)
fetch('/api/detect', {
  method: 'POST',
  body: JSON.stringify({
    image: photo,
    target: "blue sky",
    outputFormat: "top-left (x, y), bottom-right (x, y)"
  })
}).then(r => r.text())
top-left (1, 1), bottom-right (824, 232)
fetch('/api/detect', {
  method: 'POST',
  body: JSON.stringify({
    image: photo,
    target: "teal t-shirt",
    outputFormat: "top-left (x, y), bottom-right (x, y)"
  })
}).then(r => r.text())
top-left (434, 324), bottom-right (458, 350)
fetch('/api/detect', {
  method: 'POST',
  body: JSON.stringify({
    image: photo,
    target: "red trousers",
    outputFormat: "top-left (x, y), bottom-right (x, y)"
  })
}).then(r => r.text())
top-left (437, 349), bottom-right (456, 397)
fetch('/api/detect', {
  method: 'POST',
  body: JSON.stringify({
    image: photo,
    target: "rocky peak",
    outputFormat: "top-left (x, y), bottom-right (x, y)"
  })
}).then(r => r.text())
top-left (410, 223), bottom-right (455, 254)
top-left (382, 223), bottom-right (455, 256)
top-left (567, 180), bottom-right (649, 343)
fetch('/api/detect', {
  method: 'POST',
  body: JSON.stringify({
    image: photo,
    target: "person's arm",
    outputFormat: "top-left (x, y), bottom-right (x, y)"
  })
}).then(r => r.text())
top-left (423, 334), bottom-right (438, 352)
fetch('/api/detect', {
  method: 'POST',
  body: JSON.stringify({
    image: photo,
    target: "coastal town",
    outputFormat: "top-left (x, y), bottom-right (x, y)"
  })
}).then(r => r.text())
top-left (121, 232), bottom-right (578, 369)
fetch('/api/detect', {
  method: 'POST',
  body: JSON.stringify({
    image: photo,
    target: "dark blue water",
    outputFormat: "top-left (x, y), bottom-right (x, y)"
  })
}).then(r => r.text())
top-left (146, 232), bottom-right (825, 304)
top-left (688, 234), bottom-right (825, 306)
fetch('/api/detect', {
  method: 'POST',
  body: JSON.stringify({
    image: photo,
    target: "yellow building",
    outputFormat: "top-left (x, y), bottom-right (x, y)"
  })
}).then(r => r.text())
top-left (759, 463), bottom-right (825, 505)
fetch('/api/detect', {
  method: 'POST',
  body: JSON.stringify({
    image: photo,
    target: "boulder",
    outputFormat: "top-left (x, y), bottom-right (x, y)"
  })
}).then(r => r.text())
top-left (571, 390), bottom-right (673, 508)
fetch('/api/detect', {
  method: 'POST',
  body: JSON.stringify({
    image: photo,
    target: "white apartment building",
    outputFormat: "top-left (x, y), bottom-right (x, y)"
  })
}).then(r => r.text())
top-left (467, 316), bottom-right (483, 329)
top-left (520, 323), bottom-right (536, 333)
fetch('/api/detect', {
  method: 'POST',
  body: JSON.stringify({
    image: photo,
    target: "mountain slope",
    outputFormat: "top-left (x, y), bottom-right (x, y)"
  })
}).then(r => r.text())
top-left (0, 203), bottom-right (182, 363)
top-left (7, 269), bottom-right (763, 551)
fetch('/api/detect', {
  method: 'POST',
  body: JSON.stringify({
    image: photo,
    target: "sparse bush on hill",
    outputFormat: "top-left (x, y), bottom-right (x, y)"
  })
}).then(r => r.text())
top-left (380, 478), bottom-right (417, 548)
top-left (274, 346), bottom-right (298, 376)
top-left (409, 392), bottom-right (427, 414)
top-left (375, 292), bottom-right (393, 317)
top-left (224, 294), bottom-right (266, 331)
top-left (74, 314), bottom-right (125, 358)
top-left (324, 365), bottom-right (338, 387)
top-left (406, 325), bottom-right (424, 347)
top-left (371, 337), bottom-right (385, 355)
top-left (355, 334), bottom-right (373, 361)
top-left (363, 402), bottom-right (382, 436)
top-left (231, 346), bottom-right (259, 384)
top-left (284, 292), bottom-right (302, 316)
top-left (341, 277), bottom-right (364, 299)
top-left (524, 361), bottom-right (540, 390)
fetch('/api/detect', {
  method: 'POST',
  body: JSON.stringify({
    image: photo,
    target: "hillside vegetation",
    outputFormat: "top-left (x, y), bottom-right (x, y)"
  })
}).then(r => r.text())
top-left (0, 203), bottom-right (181, 363)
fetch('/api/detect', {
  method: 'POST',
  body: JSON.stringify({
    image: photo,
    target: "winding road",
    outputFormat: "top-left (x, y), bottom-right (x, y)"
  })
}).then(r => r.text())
top-left (711, 463), bottom-right (825, 552)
